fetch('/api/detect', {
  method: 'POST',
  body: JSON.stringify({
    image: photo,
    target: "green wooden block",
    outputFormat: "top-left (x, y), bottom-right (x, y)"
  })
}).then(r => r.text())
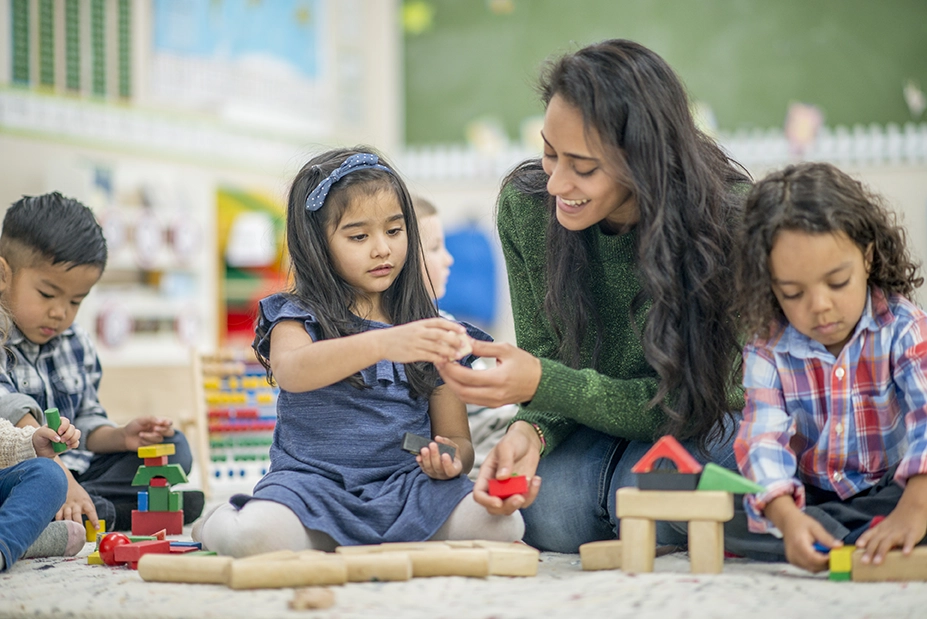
top-left (697, 462), bottom-right (766, 494)
top-left (132, 463), bottom-right (188, 486)
top-left (43, 408), bottom-right (68, 453)
top-left (828, 570), bottom-right (852, 581)
top-left (148, 485), bottom-right (171, 511)
top-left (168, 491), bottom-right (183, 512)
top-left (186, 550), bottom-right (218, 556)
top-left (127, 535), bottom-right (157, 543)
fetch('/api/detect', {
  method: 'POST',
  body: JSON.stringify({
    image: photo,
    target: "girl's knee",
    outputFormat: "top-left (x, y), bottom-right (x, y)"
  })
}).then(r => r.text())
top-left (25, 459), bottom-right (68, 503)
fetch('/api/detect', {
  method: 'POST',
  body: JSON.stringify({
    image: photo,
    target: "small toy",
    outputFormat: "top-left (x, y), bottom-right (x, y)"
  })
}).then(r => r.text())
top-left (851, 546), bottom-right (927, 582)
top-left (130, 443), bottom-right (188, 535)
top-left (579, 540), bottom-right (623, 571)
top-left (401, 432), bottom-right (455, 460)
top-left (43, 408), bottom-right (68, 453)
top-left (99, 532), bottom-right (131, 566)
top-left (632, 435), bottom-right (703, 491)
top-left (488, 475), bottom-right (528, 499)
top-left (85, 518), bottom-right (105, 543)
top-left (290, 587), bottom-right (336, 610)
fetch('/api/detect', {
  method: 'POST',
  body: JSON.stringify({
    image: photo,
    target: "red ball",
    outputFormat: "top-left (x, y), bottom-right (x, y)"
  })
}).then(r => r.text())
top-left (98, 532), bottom-right (131, 566)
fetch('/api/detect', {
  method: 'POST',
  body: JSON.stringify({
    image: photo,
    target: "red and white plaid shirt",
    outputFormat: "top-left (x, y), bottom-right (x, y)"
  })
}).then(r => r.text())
top-left (736, 287), bottom-right (927, 533)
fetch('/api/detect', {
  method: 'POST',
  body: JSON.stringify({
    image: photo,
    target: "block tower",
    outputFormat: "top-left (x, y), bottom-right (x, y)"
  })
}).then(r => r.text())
top-left (131, 443), bottom-right (187, 535)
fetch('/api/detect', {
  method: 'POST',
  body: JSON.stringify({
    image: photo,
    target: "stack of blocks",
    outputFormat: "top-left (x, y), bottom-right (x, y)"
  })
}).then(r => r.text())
top-left (580, 436), bottom-right (766, 575)
top-left (131, 443), bottom-right (187, 535)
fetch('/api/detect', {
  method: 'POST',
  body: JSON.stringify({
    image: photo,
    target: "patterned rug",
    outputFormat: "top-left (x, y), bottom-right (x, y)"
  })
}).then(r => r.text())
top-left (2, 541), bottom-right (925, 619)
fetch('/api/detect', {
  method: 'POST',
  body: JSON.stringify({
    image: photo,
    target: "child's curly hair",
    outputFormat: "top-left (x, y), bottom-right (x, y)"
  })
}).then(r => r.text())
top-left (737, 162), bottom-right (922, 340)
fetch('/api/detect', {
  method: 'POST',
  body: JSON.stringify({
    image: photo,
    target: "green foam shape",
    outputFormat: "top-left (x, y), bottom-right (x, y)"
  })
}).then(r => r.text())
top-left (696, 462), bottom-right (766, 494)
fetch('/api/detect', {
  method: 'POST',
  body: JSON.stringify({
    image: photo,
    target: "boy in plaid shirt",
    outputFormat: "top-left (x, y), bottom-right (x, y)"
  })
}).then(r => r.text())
top-left (0, 193), bottom-right (203, 532)
top-left (734, 163), bottom-right (927, 572)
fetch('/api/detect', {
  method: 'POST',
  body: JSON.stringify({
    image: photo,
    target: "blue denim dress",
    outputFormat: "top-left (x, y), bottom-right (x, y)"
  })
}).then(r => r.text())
top-left (252, 294), bottom-right (488, 545)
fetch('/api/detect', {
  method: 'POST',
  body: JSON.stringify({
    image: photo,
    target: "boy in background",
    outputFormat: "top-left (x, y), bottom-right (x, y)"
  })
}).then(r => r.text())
top-left (412, 196), bottom-right (516, 480)
top-left (0, 192), bottom-right (204, 532)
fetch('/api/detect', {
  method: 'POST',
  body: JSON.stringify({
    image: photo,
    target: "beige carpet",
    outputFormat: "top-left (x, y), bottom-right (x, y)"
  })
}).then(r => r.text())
top-left (2, 538), bottom-right (926, 619)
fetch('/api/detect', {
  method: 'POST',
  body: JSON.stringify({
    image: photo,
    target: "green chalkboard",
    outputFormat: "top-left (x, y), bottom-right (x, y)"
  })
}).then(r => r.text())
top-left (403, 0), bottom-right (927, 145)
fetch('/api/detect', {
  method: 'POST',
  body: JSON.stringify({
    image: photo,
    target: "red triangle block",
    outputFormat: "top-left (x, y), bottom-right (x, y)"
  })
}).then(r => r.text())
top-left (630, 435), bottom-right (703, 474)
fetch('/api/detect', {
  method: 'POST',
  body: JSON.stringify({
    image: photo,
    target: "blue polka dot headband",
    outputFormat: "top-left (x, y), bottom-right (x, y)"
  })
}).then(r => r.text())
top-left (305, 153), bottom-right (393, 212)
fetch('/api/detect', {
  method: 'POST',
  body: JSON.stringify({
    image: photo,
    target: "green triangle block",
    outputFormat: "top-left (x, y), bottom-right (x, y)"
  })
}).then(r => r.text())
top-left (696, 463), bottom-right (766, 494)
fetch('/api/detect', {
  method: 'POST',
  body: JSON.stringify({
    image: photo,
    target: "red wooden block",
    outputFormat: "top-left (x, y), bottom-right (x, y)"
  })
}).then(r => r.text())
top-left (131, 510), bottom-right (183, 536)
top-left (144, 456), bottom-right (169, 467)
top-left (169, 545), bottom-right (200, 554)
top-left (488, 475), bottom-right (529, 499)
top-left (114, 539), bottom-right (171, 569)
top-left (149, 477), bottom-right (169, 487)
top-left (630, 435), bottom-right (703, 475)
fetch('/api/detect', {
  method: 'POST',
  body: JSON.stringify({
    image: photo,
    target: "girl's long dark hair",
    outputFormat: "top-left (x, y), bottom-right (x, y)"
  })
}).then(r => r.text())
top-left (737, 161), bottom-right (922, 341)
top-left (504, 39), bottom-right (751, 450)
top-left (255, 147), bottom-right (440, 399)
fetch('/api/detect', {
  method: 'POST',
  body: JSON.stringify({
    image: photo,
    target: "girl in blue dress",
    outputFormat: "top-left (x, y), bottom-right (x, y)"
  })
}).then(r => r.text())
top-left (194, 148), bottom-right (525, 556)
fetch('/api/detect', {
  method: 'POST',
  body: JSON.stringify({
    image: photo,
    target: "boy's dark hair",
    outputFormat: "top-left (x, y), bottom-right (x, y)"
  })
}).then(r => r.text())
top-left (1, 192), bottom-right (107, 271)
top-left (502, 39), bottom-right (751, 452)
top-left (737, 161), bottom-right (922, 340)
top-left (253, 146), bottom-right (440, 399)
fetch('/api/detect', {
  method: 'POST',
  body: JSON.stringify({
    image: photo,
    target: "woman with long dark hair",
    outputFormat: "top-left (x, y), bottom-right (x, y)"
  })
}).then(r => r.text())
top-left (438, 39), bottom-right (751, 552)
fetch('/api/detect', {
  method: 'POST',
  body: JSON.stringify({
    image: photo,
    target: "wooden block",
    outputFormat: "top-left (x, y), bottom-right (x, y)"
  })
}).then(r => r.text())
top-left (85, 518), bottom-right (105, 542)
top-left (43, 409), bottom-right (68, 453)
top-left (401, 432), bottom-right (455, 460)
top-left (335, 541), bottom-right (450, 555)
top-left (851, 547), bottom-right (927, 582)
top-left (228, 558), bottom-right (348, 589)
top-left (830, 545), bottom-right (855, 573)
top-left (620, 518), bottom-right (655, 573)
top-left (488, 475), bottom-right (529, 499)
top-left (444, 540), bottom-right (476, 548)
top-left (238, 550), bottom-right (299, 562)
top-left (131, 510), bottom-right (183, 536)
top-left (145, 457), bottom-right (169, 468)
top-left (342, 552), bottom-right (413, 582)
top-left (408, 549), bottom-right (490, 578)
top-left (630, 435), bottom-right (702, 474)
top-left (637, 472), bottom-right (700, 491)
top-left (616, 488), bottom-right (733, 522)
top-left (115, 539), bottom-right (172, 568)
top-left (696, 463), bottom-right (766, 494)
top-left (290, 587), bottom-right (336, 610)
top-left (138, 554), bottom-right (232, 584)
top-left (148, 485), bottom-right (170, 511)
top-left (138, 444), bottom-right (176, 458)
top-left (87, 551), bottom-right (104, 565)
top-left (579, 540), bottom-right (623, 571)
top-left (485, 546), bottom-right (539, 576)
top-left (297, 549), bottom-right (328, 559)
top-left (688, 520), bottom-right (724, 574)
top-left (169, 545), bottom-right (200, 554)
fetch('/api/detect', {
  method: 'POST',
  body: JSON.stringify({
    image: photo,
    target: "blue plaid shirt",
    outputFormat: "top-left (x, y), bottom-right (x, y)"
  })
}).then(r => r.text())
top-left (0, 322), bottom-right (115, 474)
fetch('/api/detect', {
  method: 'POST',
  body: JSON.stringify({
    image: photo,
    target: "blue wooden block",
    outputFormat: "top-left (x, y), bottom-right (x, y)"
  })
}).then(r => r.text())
top-left (137, 491), bottom-right (148, 512)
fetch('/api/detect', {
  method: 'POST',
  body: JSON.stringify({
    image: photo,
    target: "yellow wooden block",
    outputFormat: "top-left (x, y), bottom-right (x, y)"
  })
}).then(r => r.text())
top-left (85, 518), bottom-right (105, 542)
top-left (829, 545), bottom-right (855, 573)
top-left (851, 547), bottom-right (927, 582)
top-left (87, 551), bottom-right (104, 565)
top-left (579, 540), bottom-right (623, 571)
top-left (137, 443), bottom-right (176, 458)
top-left (616, 488), bottom-right (733, 522)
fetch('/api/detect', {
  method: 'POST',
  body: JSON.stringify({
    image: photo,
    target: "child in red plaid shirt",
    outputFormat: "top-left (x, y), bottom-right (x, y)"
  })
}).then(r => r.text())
top-left (734, 162), bottom-right (927, 572)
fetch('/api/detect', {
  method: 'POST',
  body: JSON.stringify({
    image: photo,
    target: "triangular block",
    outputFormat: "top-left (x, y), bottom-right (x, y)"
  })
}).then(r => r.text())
top-left (696, 463), bottom-right (766, 494)
top-left (631, 436), bottom-right (703, 474)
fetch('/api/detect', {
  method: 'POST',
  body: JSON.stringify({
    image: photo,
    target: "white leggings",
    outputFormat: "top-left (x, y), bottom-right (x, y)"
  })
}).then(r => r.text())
top-left (194, 493), bottom-right (525, 558)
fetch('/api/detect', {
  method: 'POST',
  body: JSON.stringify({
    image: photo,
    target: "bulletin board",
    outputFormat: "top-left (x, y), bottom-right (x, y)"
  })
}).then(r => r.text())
top-left (403, 0), bottom-right (927, 144)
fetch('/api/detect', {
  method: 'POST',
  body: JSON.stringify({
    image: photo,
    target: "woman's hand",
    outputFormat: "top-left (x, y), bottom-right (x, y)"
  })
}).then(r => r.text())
top-left (416, 436), bottom-right (463, 480)
top-left (437, 340), bottom-right (542, 408)
top-left (472, 421), bottom-right (542, 515)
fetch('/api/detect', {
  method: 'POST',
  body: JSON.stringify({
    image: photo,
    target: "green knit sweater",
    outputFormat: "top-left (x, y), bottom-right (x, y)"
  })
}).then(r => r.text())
top-left (499, 183), bottom-right (739, 455)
